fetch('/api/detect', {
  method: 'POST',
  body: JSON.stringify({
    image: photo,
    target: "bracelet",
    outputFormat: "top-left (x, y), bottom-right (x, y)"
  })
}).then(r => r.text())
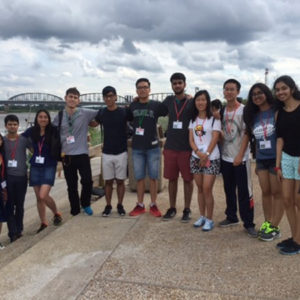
top-left (206, 151), bottom-right (210, 156)
top-left (274, 167), bottom-right (281, 172)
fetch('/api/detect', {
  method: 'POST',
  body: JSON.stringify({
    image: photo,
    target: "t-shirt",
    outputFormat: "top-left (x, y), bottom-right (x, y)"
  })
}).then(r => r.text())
top-left (95, 107), bottom-right (131, 155)
top-left (53, 108), bottom-right (98, 155)
top-left (276, 105), bottom-right (300, 156)
top-left (22, 127), bottom-right (57, 167)
top-left (3, 135), bottom-right (31, 176)
top-left (129, 100), bottom-right (167, 150)
top-left (163, 95), bottom-right (193, 151)
top-left (189, 117), bottom-right (221, 160)
top-left (253, 108), bottom-right (276, 160)
top-left (221, 104), bottom-right (250, 162)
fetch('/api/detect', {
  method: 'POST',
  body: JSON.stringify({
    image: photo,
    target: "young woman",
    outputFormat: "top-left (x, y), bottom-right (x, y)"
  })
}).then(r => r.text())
top-left (0, 134), bottom-right (8, 249)
top-left (244, 83), bottom-right (283, 241)
top-left (23, 109), bottom-right (62, 233)
top-left (189, 90), bottom-right (221, 231)
top-left (274, 75), bottom-right (300, 255)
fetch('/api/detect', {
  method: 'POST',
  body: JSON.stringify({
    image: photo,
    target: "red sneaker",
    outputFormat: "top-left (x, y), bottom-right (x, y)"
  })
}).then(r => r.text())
top-left (149, 204), bottom-right (162, 217)
top-left (129, 204), bottom-right (146, 216)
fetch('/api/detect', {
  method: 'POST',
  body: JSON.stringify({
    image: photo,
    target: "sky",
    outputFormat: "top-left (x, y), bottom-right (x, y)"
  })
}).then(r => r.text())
top-left (1, 0), bottom-right (300, 100)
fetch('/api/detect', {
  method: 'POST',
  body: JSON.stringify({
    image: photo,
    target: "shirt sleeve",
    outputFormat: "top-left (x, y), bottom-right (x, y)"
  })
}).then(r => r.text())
top-left (212, 119), bottom-right (221, 132)
top-left (95, 109), bottom-right (102, 124)
top-left (84, 108), bottom-right (98, 121)
top-left (52, 114), bottom-right (59, 126)
top-left (188, 120), bottom-right (193, 129)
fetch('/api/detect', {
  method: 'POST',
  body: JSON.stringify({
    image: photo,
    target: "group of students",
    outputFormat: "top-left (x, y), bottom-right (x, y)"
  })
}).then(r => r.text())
top-left (0, 73), bottom-right (299, 256)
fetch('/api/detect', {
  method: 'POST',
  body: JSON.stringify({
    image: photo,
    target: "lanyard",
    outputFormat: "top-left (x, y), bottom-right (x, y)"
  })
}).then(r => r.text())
top-left (8, 136), bottom-right (19, 160)
top-left (38, 136), bottom-right (45, 156)
top-left (196, 117), bottom-right (206, 143)
top-left (138, 103), bottom-right (148, 128)
top-left (66, 110), bottom-right (79, 135)
top-left (259, 110), bottom-right (270, 140)
top-left (225, 104), bottom-right (240, 135)
top-left (174, 98), bottom-right (188, 121)
top-left (0, 153), bottom-right (5, 180)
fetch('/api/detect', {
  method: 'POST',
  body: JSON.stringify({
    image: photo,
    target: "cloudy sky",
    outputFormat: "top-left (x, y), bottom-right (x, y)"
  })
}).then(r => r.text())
top-left (1, 0), bottom-right (300, 100)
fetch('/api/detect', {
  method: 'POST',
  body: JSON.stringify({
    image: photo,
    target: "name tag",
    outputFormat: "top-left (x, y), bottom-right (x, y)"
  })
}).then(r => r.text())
top-left (35, 156), bottom-right (45, 164)
top-left (66, 136), bottom-right (75, 144)
top-left (173, 121), bottom-right (183, 129)
top-left (135, 127), bottom-right (144, 136)
top-left (8, 160), bottom-right (18, 167)
top-left (259, 140), bottom-right (271, 149)
top-left (1, 181), bottom-right (7, 189)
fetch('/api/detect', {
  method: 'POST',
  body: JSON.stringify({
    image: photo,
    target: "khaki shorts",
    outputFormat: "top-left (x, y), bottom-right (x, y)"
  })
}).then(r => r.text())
top-left (102, 151), bottom-right (128, 180)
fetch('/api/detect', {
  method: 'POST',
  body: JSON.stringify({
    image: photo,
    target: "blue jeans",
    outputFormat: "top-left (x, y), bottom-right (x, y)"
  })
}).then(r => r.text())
top-left (132, 147), bottom-right (160, 180)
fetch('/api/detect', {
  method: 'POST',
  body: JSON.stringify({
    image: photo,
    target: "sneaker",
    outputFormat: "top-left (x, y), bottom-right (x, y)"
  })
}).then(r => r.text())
top-left (83, 206), bottom-right (93, 216)
top-left (36, 223), bottom-right (48, 234)
top-left (202, 219), bottom-right (214, 231)
top-left (258, 221), bottom-right (271, 235)
top-left (280, 240), bottom-right (300, 255)
top-left (53, 213), bottom-right (62, 226)
top-left (246, 227), bottom-right (258, 238)
top-left (219, 219), bottom-right (239, 227)
top-left (0, 242), bottom-right (5, 250)
top-left (181, 208), bottom-right (191, 223)
top-left (193, 216), bottom-right (206, 228)
top-left (259, 225), bottom-right (280, 242)
top-left (117, 203), bottom-right (126, 216)
top-left (129, 204), bottom-right (146, 216)
top-left (162, 207), bottom-right (177, 221)
top-left (102, 205), bottom-right (112, 217)
top-left (149, 204), bottom-right (162, 217)
top-left (276, 237), bottom-right (294, 250)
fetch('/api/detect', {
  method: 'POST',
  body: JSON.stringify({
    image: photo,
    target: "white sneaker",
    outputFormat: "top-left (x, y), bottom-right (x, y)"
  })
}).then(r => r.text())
top-left (202, 219), bottom-right (214, 231)
top-left (193, 216), bottom-right (206, 227)
top-left (0, 242), bottom-right (5, 250)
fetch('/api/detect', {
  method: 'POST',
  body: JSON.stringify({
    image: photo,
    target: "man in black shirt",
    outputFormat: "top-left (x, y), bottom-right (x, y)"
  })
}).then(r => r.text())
top-left (95, 86), bottom-right (130, 217)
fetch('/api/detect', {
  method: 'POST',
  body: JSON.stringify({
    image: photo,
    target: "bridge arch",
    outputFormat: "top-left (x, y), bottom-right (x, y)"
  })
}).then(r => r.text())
top-left (8, 93), bottom-right (63, 102)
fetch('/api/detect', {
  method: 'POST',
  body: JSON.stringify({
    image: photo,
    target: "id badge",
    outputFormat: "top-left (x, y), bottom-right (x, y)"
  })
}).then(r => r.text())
top-left (66, 136), bottom-right (75, 144)
top-left (1, 181), bottom-right (7, 189)
top-left (35, 156), bottom-right (45, 164)
top-left (173, 121), bottom-right (183, 129)
top-left (259, 140), bottom-right (271, 150)
top-left (8, 160), bottom-right (17, 167)
top-left (135, 127), bottom-right (144, 136)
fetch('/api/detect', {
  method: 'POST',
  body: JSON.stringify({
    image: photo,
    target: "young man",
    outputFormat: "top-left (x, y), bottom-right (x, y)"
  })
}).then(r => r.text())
top-left (4, 115), bottom-right (31, 242)
top-left (129, 78), bottom-right (167, 217)
top-left (162, 73), bottom-right (194, 222)
top-left (53, 87), bottom-right (97, 216)
top-left (95, 86), bottom-right (130, 217)
top-left (219, 79), bottom-right (257, 237)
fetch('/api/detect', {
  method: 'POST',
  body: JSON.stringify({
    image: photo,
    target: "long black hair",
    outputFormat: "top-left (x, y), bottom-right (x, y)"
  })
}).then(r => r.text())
top-left (191, 90), bottom-right (212, 122)
top-left (273, 75), bottom-right (300, 108)
top-left (0, 134), bottom-right (4, 154)
top-left (31, 109), bottom-right (53, 145)
top-left (243, 83), bottom-right (275, 134)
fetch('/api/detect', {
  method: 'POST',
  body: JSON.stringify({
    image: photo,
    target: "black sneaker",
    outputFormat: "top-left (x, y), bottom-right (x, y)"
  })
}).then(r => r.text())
top-left (117, 203), bottom-right (126, 216)
top-left (162, 207), bottom-right (177, 221)
top-left (276, 237), bottom-right (293, 249)
top-left (53, 213), bottom-right (62, 226)
top-left (280, 240), bottom-right (300, 255)
top-left (36, 223), bottom-right (48, 234)
top-left (102, 205), bottom-right (112, 217)
top-left (246, 227), bottom-right (258, 238)
top-left (181, 208), bottom-right (191, 223)
top-left (219, 219), bottom-right (239, 227)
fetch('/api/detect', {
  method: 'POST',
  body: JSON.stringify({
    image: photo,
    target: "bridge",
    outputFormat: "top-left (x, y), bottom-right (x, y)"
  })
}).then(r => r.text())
top-left (0, 92), bottom-right (174, 107)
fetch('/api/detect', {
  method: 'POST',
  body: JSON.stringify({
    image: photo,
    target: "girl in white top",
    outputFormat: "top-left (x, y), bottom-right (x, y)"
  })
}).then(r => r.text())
top-left (189, 90), bottom-right (221, 231)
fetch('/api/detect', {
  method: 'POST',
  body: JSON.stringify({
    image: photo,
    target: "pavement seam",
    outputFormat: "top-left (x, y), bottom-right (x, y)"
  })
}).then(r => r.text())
top-left (75, 215), bottom-right (143, 300)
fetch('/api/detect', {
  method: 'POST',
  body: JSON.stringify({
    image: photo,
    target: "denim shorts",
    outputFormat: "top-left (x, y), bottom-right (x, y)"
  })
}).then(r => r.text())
top-left (30, 165), bottom-right (57, 186)
top-left (256, 159), bottom-right (276, 175)
top-left (281, 152), bottom-right (300, 180)
top-left (132, 147), bottom-right (160, 180)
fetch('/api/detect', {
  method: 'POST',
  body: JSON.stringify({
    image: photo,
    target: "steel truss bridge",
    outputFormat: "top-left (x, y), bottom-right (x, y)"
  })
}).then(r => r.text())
top-left (0, 92), bottom-right (174, 108)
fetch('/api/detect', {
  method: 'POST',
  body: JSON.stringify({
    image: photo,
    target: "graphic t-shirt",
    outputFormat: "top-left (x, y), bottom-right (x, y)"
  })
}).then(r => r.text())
top-left (253, 108), bottom-right (276, 160)
top-left (189, 117), bottom-right (221, 160)
top-left (221, 104), bottom-right (250, 162)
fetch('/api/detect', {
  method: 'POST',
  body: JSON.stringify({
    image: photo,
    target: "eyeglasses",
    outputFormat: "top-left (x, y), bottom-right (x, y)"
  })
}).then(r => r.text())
top-left (104, 94), bottom-right (116, 99)
top-left (252, 91), bottom-right (264, 98)
top-left (137, 86), bottom-right (150, 90)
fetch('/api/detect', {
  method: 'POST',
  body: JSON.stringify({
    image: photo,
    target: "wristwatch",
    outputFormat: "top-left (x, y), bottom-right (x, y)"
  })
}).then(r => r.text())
top-left (205, 151), bottom-right (210, 156)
